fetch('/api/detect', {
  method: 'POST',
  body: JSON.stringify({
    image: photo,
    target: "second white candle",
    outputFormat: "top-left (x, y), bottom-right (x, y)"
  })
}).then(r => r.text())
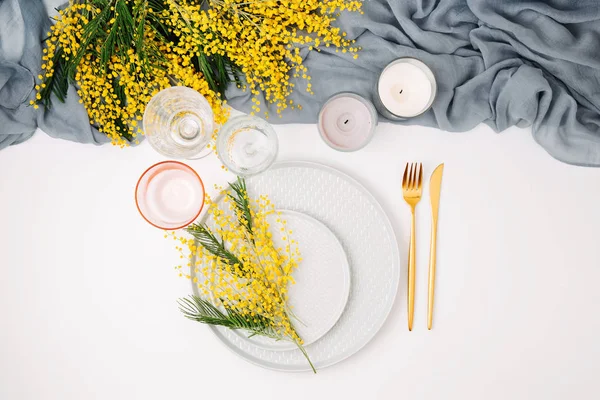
top-left (376, 58), bottom-right (437, 119)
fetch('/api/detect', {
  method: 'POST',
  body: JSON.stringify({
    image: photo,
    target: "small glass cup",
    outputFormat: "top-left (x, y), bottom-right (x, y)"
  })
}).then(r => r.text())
top-left (143, 86), bottom-right (214, 159)
top-left (216, 115), bottom-right (278, 176)
top-left (135, 161), bottom-right (205, 230)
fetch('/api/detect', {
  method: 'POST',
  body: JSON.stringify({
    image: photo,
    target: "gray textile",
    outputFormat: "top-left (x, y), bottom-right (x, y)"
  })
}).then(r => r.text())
top-left (2, 0), bottom-right (600, 166)
top-left (0, 0), bottom-right (108, 149)
top-left (228, 0), bottom-right (600, 166)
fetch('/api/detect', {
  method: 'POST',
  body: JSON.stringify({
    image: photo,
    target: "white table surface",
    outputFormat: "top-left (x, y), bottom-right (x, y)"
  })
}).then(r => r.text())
top-left (1, 121), bottom-right (600, 400)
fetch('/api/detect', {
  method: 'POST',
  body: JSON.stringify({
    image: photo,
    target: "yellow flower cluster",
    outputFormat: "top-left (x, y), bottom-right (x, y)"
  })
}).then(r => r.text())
top-left (171, 0), bottom-right (362, 116)
top-left (171, 187), bottom-right (303, 342)
top-left (34, 2), bottom-right (229, 147)
top-left (34, 0), bottom-right (361, 146)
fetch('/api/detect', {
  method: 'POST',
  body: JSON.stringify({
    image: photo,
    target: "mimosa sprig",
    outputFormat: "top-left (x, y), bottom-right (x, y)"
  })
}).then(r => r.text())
top-left (175, 177), bottom-right (315, 372)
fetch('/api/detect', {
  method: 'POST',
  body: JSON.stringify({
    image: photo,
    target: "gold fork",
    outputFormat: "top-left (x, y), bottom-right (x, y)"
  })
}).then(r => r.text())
top-left (402, 162), bottom-right (423, 331)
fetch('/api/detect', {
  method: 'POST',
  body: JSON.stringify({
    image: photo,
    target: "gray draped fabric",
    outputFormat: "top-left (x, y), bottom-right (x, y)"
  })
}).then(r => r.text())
top-left (2, 0), bottom-right (600, 166)
top-left (0, 0), bottom-right (108, 149)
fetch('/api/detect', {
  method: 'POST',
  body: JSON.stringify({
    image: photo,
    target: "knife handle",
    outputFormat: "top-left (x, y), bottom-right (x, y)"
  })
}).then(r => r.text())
top-left (427, 220), bottom-right (437, 330)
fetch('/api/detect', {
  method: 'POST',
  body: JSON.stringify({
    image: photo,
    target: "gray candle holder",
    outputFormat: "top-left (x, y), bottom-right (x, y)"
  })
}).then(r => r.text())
top-left (317, 92), bottom-right (379, 152)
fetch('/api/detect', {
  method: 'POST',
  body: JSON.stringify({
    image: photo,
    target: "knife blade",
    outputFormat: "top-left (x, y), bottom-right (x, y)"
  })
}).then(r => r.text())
top-left (428, 163), bottom-right (444, 329)
top-left (430, 164), bottom-right (444, 221)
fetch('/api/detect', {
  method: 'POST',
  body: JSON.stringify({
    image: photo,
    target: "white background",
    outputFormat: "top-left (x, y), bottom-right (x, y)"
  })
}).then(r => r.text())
top-left (1, 121), bottom-right (600, 399)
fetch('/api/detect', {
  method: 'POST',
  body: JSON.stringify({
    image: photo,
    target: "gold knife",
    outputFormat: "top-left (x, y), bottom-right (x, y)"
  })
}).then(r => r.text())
top-left (428, 164), bottom-right (444, 330)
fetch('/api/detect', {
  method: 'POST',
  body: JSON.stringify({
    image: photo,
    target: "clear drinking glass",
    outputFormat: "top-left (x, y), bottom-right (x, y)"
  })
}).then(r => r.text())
top-left (216, 115), bottom-right (278, 176)
top-left (143, 86), bottom-right (215, 159)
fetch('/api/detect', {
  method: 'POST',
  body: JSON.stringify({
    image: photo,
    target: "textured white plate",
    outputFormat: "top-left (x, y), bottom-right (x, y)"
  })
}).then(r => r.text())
top-left (193, 161), bottom-right (400, 372)
top-left (233, 210), bottom-right (351, 351)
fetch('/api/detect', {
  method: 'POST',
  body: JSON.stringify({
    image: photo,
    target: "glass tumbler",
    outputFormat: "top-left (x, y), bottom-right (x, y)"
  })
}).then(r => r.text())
top-left (143, 86), bottom-right (215, 159)
top-left (216, 115), bottom-right (278, 176)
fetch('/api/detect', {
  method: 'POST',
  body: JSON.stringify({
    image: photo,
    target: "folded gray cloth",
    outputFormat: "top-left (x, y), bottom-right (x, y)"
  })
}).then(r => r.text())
top-left (0, 0), bottom-right (108, 149)
top-left (2, 0), bottom-right (600, 166)
top-left (228, 0), bottom-right (600, 166)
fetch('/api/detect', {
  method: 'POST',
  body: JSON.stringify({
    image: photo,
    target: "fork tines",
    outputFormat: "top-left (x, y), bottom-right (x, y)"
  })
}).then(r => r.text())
top-left (402, 162), bottom-right (423, 192)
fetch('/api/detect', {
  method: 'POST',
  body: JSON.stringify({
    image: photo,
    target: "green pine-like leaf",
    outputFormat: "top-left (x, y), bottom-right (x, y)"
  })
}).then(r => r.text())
top-left (227, 177), bottom-right (254, 238)
top-left (177, 296), bottom-right (279, 339)
top-left (178, 295), bottom-right (317, 373)
top-left (39, 0), bottom-right (237, 112)
top-left (186, 223), bottom-right (244, 271)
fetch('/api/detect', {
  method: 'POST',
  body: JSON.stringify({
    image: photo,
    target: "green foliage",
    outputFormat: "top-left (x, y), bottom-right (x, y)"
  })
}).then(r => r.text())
top-left (227, 177), bottom-right (254, 238)
top-left (178, 296), bottom-right (279, 339)
top-left (40, 0), bottom-right (239, 108)
top-left (38, 46), bottom-right (68, 108)
top-left (178, 295), bottom-right (316, 373)
top-left (185, 223), bottom-right (244, 271)
top-left (186, 177), bottom-right (254, 270)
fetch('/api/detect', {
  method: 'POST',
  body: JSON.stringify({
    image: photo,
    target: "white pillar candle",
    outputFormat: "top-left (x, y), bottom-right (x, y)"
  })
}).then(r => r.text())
top-left (318, 92), bottom-right (378, 152)
top-left (376, 58), bottom-right (437, 119)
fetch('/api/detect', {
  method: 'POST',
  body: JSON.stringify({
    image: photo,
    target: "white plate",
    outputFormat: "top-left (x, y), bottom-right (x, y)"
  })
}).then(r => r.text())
top-left (193, 161), bottom-right (400, 371)
top-left (232, 210), bottom-right (351, 351)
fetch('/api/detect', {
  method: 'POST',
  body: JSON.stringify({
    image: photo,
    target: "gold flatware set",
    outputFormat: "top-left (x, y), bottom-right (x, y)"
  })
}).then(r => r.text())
top-left (402, 162), bottom-right (444, 331)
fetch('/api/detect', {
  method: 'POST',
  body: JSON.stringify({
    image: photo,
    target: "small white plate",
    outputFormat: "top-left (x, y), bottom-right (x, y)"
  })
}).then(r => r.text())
top-left (233, 210), bottom-right (350, 351)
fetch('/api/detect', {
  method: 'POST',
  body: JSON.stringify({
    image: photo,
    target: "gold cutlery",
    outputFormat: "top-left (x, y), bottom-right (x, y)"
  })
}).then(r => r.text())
top-left (402, 162), bottom-right (423, 331)
top-left (428, 164), bottom-right (444, 330)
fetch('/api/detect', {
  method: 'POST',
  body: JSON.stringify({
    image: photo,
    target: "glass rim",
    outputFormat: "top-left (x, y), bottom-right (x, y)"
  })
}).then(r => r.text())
top-left (216, 114), bottom-right (279, 176)
top-left (142, 86), bottom-right (215, 159)
top-left (134, 160), bottom-right (205, 230)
